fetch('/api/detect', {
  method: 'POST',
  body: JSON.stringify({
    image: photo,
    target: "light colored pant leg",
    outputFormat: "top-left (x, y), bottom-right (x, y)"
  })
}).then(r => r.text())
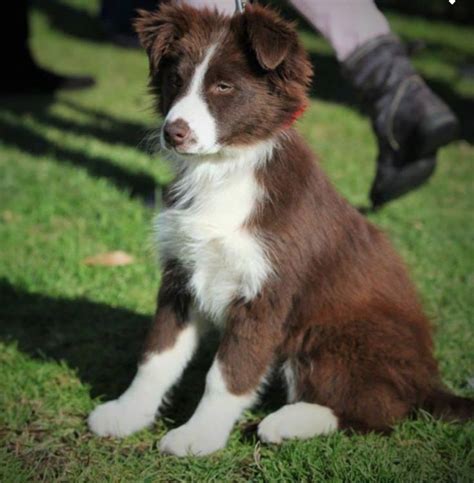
top-left (289, 0), bottom-right (390, 61)
top-left (179, 0), bottom-right (235, 15)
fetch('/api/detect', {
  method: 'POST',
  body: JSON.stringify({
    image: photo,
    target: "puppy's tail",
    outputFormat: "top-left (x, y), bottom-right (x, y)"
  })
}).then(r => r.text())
top-left (422, 388), bottom-right (474, 422)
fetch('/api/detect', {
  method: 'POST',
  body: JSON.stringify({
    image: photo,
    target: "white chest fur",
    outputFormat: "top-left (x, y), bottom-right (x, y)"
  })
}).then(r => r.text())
top-left (155, 144), bottom-right (274, 322)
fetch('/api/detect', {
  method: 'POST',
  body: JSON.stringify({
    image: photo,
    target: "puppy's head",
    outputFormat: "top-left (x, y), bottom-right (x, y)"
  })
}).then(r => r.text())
top-left (135, 2), bottom-right (312, 159)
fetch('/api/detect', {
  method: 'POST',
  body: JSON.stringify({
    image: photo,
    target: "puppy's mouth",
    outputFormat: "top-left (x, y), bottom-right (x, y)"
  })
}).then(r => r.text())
top-left (160, 132), bottom-right (221, 159)
top-left (165, 145), bottom-right (221, 158)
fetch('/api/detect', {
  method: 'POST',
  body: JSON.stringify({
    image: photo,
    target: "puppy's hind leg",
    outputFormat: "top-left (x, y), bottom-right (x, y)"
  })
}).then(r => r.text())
top-left (258, 360), bottom-right (339, 444)
top-left (88, 262), bottom-right (198, 438)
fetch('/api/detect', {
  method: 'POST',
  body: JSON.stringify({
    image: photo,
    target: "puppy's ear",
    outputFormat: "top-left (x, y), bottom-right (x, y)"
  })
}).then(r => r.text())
top-left (245, 4), bottom-right (298, 71)
top-left (134, 4), bottom-right (190, 71)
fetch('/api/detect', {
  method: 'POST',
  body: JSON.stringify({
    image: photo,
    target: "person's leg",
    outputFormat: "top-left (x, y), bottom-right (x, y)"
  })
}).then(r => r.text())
top-left (342, 35), bottom-right (459, 207)
top-left (179, 0), bottom-right (235, 15)
top-left (289, 0), bottom-right (458, 207)
top-left (290, 0), bottom-right (390, 61)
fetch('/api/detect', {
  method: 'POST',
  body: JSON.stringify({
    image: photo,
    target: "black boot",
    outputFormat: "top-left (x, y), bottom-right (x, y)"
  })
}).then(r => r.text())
top-left (343, 34), bottom-right (459, 208)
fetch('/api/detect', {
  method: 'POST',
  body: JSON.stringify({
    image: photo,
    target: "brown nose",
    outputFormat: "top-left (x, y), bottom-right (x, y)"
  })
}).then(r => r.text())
top-left (164, 119), bottom-right (191, 148)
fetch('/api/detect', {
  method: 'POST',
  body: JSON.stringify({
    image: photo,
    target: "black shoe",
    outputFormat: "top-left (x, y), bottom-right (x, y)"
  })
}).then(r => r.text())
top-left (0, 61), bottom-right (95, 95)
top-left (343, 34), bottom-right (459, 208)
top-left (370, 155), bottom-right (437, 208)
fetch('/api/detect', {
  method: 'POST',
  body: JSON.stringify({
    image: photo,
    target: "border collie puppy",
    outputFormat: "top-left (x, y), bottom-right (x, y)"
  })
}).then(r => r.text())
top-left (88, 3), bottom-right (473, 456)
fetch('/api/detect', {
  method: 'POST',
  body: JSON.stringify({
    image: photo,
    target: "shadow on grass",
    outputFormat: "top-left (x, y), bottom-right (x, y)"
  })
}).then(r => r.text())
top-left (0, 279), bottom-right (204, 426)
top-left (0, 279), bottom-right (149, 399)
top-left (33, 0), bottom-right (105, 44)
top-left (58, 98), bottom-right (157, 155)
top-left (0, 96), bottom-right (159, 205)
top-left (0, 280), bottom-right (285, 428)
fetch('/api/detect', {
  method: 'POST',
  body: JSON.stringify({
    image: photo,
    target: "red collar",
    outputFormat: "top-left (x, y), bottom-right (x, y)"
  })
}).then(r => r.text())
top-left (282, 104), bottom-right (307, 129)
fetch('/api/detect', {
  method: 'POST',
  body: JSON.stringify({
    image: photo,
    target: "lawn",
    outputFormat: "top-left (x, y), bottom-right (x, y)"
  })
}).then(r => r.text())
top-left (1, 1), bottom-right (473, 481)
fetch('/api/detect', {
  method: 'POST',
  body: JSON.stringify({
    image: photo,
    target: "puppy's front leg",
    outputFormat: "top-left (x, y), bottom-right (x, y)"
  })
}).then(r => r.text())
top-left (160, 294), bottom-right (284, 456)
top-left (88, 261), bottom-right (197, 437)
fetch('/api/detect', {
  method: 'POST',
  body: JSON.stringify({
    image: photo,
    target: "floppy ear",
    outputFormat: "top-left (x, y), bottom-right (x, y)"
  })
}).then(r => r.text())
top-left (245, 4), bottom-right (298, 71)
top-left (134, 4), bottom-right (189, 71)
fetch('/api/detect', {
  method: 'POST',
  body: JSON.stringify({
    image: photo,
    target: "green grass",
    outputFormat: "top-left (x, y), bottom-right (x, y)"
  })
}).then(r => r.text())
top-left (1, 1), bottom-right (473, 481)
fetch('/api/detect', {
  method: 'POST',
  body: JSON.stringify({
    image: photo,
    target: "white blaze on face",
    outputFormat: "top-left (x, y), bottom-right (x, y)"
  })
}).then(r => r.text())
top-left (163, 44), bottom-right (219, 155)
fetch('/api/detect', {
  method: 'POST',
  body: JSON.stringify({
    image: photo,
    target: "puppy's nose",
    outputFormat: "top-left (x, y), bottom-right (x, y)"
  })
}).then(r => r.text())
top-left (164, 119), bottom-right (191, 148)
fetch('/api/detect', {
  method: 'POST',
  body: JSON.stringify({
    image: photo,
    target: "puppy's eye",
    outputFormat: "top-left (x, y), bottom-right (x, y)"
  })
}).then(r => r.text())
top-left (214, 82), bottom-right (234, 93)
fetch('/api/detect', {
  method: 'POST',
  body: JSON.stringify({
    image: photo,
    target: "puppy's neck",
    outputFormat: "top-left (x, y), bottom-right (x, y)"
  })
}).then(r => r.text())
top-left (169, 137), bottom-right (279, 174)
top-left (164, 137), bottom-right (278, 212)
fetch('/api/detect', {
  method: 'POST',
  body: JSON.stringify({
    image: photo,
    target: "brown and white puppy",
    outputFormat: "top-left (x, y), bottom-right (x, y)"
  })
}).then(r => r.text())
top-left (88, 3), bottom-right (473, 456)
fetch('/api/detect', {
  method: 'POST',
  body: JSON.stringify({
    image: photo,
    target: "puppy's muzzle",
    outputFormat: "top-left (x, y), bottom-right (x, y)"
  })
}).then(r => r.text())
top-left (163, 118), bottom-right (197, 152)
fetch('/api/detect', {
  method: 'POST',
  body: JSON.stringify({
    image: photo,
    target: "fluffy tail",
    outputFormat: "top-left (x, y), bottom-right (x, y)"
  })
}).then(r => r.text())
top-left (422, 388), bottom-right (474, 422)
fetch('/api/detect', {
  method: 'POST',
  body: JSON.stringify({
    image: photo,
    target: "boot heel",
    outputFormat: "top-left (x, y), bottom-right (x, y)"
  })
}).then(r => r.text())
top-left (418, 114), bottom-right (459, 157)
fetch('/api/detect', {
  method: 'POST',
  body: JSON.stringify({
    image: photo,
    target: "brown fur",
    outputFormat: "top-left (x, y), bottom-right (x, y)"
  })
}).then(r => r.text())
top-left (142, 260), bottom-right (191, 359)
top-left (134, 2), bottom-right (473, 436)
top-left (134, 3), bottom-right (312, 145)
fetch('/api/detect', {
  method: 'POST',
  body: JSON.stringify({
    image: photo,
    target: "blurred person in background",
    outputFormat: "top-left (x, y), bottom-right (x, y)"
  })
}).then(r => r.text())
top-left (0, 0), bottom-right (95, 95)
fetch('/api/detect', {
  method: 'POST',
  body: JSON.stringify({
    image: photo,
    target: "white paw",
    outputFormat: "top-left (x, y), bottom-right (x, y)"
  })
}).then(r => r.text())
top-left (258, 412), bottom-right (286, 444)
top-left (88, 400), bottom-right (155, 437)
top-left (159, 423), bottom-right (228, 457)
top-left (258, 403), bottom-right (338, 444)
